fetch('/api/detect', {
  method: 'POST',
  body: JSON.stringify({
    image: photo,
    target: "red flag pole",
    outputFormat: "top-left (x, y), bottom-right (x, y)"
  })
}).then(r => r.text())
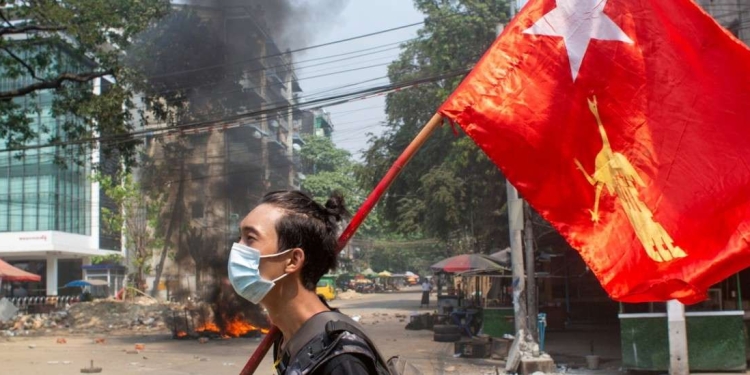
top-left (239, 113), bottom-right (445, 375)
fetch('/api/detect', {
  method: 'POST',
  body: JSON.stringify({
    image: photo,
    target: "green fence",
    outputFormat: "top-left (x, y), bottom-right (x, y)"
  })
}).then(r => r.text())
top-left (620, 311), bottom-right (746, 371)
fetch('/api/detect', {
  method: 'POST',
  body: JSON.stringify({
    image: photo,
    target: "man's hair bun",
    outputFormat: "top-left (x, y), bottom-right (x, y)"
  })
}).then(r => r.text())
top-left (324, 190), bottom-right (349, 224)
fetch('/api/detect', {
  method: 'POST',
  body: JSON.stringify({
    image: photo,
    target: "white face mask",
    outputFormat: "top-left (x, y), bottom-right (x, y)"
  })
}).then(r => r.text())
top-left (227, 243), bottom-right (293, 304)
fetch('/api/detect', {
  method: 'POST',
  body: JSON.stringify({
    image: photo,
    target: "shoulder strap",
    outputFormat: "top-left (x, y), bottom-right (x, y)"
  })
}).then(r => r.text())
top-left (284, 311), bottom-right (343, 362)
top-left (283, 310), bottom-right (393, 375)
top-left (323, 315), bottom-right (389, 365)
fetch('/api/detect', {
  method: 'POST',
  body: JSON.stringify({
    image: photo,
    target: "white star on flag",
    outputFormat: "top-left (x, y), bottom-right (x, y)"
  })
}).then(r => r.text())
top-left (523, 0), bottom-right (634, 81)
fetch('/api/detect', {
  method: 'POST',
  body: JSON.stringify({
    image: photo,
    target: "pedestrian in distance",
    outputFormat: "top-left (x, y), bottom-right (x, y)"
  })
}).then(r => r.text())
top-left (420, 279), bottom-right (431, 308)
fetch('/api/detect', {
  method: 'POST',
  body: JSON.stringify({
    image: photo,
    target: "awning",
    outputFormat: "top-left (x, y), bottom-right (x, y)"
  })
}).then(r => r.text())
top-left (0, 259), bottom-right (41, 282)
top-left (431, 254), bottom-right (509, 274)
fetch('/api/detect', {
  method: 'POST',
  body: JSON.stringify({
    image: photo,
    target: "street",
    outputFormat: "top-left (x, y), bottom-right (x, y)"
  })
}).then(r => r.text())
top-left (0, 287), bottom-right (505, 375)
top-left (0, 287), bottom-right (631, 375)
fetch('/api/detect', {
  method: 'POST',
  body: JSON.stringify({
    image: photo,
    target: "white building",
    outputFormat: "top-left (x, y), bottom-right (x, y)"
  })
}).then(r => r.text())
top-left (0, 76), bottom-right (123, 296)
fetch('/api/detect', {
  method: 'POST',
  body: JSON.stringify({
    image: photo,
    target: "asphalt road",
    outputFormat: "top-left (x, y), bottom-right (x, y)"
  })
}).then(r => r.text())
top-left (0, 288), bottom-right (505, 375)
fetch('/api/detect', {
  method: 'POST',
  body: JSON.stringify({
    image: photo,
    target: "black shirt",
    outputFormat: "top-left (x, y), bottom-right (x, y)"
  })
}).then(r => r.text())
top-left (311, 353), bottom-right (375, 375)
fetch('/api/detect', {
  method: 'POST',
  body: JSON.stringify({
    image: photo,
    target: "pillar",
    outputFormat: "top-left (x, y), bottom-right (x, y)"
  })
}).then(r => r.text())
top-left (667, 300), bottom-right (689, 375)
top-left (46, 255), bottom-right (58, 296)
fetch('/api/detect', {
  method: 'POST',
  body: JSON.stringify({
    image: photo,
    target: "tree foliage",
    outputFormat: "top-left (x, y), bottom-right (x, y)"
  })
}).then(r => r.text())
top-left (0, 0), bottom-right (170, 165)
top-left (299, 135), bottom-right (363, 208)
top-left (358, 0), bottom-right (512, 255)
top-left (94, 170), bottom-right (165, 290)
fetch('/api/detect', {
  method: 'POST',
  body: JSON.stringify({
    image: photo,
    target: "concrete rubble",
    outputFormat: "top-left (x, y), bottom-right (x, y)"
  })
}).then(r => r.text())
top-left (0, 297), bottom-right (179, 337)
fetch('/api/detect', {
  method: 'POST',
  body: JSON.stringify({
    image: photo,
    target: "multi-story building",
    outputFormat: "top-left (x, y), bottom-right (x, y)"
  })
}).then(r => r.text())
top-left (0, 71), bottom-right (122, 296)
top-left (142, 2), bottom-right (303, 294)
top-left (295, 109), bottom-right (334, 140)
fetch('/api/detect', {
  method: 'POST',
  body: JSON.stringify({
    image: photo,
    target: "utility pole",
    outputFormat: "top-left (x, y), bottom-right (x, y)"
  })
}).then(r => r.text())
top-left (499, 13), bottom-right (528, 337)
top-left (506, 180), bottom-right (527, 335)
top-left (524, 201), bottom-right (538, 342)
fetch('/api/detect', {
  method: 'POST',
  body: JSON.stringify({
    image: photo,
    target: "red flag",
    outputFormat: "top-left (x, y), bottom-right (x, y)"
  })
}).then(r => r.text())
top-left (440, 0), bottom-right (750, 303)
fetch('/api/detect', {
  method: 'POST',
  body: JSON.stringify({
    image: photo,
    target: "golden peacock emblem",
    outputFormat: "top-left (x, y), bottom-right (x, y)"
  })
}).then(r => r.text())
top-left (574, 97), bottom-right (686, 263)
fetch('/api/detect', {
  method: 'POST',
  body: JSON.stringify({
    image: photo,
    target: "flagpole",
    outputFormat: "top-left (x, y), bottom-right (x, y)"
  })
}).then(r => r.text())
top-left (667, 300), bottom-right (689, 375)
top-left (238, 113), bottom-right (445, 375)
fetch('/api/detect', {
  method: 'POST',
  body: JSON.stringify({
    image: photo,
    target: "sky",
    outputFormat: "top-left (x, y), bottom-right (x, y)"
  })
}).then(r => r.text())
top-left (291, 1), bottom-right (424, 160)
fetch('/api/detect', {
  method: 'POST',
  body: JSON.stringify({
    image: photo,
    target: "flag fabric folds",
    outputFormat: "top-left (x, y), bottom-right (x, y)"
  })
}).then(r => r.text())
top-left (439, 0), bottom-right (750, 303)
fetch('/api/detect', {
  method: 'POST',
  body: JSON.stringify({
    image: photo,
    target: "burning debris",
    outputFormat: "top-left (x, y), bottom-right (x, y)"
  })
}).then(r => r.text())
top-left (168, 280), bottom-right (269, 339)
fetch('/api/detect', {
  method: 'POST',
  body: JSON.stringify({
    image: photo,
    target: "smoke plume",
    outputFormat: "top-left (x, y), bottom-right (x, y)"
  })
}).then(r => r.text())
top-left (246, 0), bottom-right (350, 50)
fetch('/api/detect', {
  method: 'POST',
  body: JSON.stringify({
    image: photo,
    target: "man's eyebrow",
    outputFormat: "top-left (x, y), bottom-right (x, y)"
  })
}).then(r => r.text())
top-left (240, 225), bottom-right (261, 237)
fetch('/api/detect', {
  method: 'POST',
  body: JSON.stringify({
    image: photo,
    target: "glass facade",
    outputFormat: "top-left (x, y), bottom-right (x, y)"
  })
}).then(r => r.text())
top-left (0, 91), bottom-right (91, 235)
top-left (0, 48), bottom-right (92, 235)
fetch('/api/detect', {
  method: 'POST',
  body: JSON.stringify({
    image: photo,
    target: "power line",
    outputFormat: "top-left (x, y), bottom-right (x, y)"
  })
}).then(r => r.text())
top-left (0, 67), bottom-right (472, 153)
top-left (146, 21), bottom-right (424, 81)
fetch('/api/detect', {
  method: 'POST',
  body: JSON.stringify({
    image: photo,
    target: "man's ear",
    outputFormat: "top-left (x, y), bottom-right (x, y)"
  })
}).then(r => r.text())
top-left (285, 248), bottom-right (305, 274)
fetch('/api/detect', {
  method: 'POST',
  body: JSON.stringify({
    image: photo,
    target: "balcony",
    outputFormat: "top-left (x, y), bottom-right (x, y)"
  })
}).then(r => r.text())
top-left (225, 124), bottom-right (264, 164)
top-left (266, 68), bottom-right (284, 85)
top-left (273, 115), bottom-right (289, 131)
top-left (240, 76), bottom-right (265, 104)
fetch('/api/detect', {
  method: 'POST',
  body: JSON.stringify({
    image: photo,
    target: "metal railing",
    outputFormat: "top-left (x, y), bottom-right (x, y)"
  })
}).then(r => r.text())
top-left (7, 296), bottom-right (79, 313)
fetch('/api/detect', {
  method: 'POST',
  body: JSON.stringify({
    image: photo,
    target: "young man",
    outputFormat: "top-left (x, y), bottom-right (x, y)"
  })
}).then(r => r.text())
top-left (228, 190), bottom-right (389, 375)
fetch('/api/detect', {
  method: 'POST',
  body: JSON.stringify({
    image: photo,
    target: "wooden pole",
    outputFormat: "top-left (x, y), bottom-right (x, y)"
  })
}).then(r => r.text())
top-left (667, 300), bottom-right (689, 375)
top-left (239, 113), bottom-right (445, 375)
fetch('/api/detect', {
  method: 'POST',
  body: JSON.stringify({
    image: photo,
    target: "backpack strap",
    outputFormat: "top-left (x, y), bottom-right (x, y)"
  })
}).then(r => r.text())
top-left (278, 310), bottom-right (393, 375)
top-left (323, 315), bottom-right (390, 367)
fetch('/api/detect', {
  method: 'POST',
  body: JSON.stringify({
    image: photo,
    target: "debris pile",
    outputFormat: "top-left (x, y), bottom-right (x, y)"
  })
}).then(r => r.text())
top-left (0, 297), bottom-right (178, 337)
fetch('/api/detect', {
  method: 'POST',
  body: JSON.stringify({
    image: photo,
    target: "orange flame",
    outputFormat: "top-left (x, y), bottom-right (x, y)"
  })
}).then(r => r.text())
top-left (176, 331), bottom-right (188, 338)
top-left (196, 317), bottom-right (263, 338)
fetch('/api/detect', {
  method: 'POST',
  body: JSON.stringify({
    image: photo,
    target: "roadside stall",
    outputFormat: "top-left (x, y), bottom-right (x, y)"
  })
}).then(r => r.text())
top-left (405, 271), bottom-right (419, 286)
top-left (0, 259), bottom-right (43, 313)
top-left (378, 270), bottom-right (398, 291)
top-left (0, 259), bottom-right (42, 297)
top-left (430, 254), bottom-right (508, 337)
top-left (63, 279), bottom-right (109, 300)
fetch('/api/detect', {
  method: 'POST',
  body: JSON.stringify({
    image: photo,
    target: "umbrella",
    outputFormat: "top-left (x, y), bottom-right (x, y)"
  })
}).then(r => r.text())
top-left (430, 254), bottom-right (508, 274)
top-left (405, 271), bottom-right (418, 277)
top-left (378, 270), bottom-right (392, 277)
top-left (64, 279), bottom-right (108, 288)
top-left (0, 259), bottom-right (41, 282)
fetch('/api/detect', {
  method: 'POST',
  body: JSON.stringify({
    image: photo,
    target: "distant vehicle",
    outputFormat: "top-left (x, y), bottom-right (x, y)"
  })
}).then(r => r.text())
top-left (316, 279), bottom-right (337, 301)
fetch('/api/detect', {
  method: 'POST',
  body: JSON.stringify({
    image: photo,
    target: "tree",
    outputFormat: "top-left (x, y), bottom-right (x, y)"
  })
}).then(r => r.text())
top-left (0, 0), bottom-right (170, 164)
top-left (358, 0), bottom-right (512, 254)
top-left (299, 135), bottom-right (363, 205)
top-left (297, 134), bottom-right (393, 240)
top-left (94, 170), bottom-right (164, 290)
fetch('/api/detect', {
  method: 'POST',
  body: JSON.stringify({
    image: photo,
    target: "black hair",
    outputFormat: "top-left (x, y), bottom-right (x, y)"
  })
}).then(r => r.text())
top-left (259, 190), bottom-right (349, 291)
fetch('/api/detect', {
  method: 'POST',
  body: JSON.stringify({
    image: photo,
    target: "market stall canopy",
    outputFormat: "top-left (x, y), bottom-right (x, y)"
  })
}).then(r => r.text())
top-left (360, 268), bottom-right (378, 277)
top-left (0, 259), bottom-right (41, 282)
top-left (378, 271), bottom-right (392, 277)
top-left (405, 271), bottom-right (418, 277)
top-left (489, 248), bottom-right (511, 267)
top-left (430, 254), bottom-right (509, 274)
top-left (64, 279), bottom-right (109, 288)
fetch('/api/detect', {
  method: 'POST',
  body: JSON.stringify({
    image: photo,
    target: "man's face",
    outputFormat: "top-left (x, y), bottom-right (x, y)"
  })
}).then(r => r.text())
top-left (238, 203), bottom-right (290, 284)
